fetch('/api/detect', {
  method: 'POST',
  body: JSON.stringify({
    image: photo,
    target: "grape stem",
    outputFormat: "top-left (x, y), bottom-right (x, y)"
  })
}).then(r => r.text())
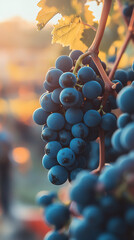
top-left (92, 128), bottom-right (105, 175)
top-left (73, 0), bottom-right (114, 174)
top-left (109, 9), bottom-right (134, 80)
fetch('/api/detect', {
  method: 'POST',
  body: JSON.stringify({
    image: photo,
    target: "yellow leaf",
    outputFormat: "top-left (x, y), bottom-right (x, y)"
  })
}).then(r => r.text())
top-left (52, 15), bottom-right (88, 51)
top-left (72, 0), bottom-right (83, 15)
top-left (84, 5), bottom-right (94, 25)
top-left (36, 1), bottom-right (58, 30)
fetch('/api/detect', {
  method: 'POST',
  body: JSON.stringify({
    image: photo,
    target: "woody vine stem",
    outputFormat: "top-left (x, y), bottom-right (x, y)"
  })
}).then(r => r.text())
top-left (73, 0), bottom-right (134, 174)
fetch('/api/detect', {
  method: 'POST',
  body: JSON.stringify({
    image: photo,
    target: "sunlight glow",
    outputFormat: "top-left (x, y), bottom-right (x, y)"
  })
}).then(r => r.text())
top-left (87, 1), bottom-right (103, 22)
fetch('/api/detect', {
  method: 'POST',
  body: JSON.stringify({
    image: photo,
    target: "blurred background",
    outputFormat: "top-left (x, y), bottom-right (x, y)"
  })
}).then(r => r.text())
top-left (0, 0), bottom-right (133, 239)
top-left (0, 0), bottom-right (68, 239)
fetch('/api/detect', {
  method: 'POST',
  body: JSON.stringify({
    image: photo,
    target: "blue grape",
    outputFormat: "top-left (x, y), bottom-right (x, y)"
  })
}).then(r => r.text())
top-left (47, 113), bottom-right (65, 131)
top-left (55, 55), bottom-right (73, 72)
top-left (44, 231), bottom-right (68, 240)
top-left (82, 81), bottom-right (102, 99)
top-left (65, 107), bottom-right (83, 125)
top-left (111, 129), bottom-right (124, 152)
top-left (33, 108), bottom-right (49, 125)
top-left (69, 50), bottom-right (83, 65)
top-left (84, 110), bottom-right (101, 127)
top-left (114, 69), bottom-right (128, 85)
top-left (45, 203), bottom-right (70, 229)
top-left (106, 217), bottom-right (126, 237)
top-left (41, 127), bottom-right (58, 142)
top-left (71, 123), bottom-right (88, 139)
top-left (45, 69), bottom-right (63, 88)
top-left (57, 148), bottom-right (75, 167)
top-left (70, 171), bottom-right (97, 205)
top-left (59, 130), bottom-right (72, 146)
top-left (39, 92), bottom-right (48, 104)
top-left (101, 113), bottom-right (117, 131)
top-left (70, 168), bottom-right (83, 181)
top-left (97, 233), bottom-right (119, 240)
top-left (107, 55), bottom-right (116, 63)
top-left (127, 69), bottom-right (134, 81)
top-left (100, 196), bottom-right (120, 216)
top-left (36, 191), bottom-right (57, 207)
top-left (117, 113), bottom-right (131, 128)
top-left (83, 205), bottom-right (103, 226)
top-left (77, 66), bottom-right (96, 83)
top-left (42, 154), bottom-right (58, 169)
top-left (40, 93), bottom-right (60, 112)
top-left (69, 50), bottom-right (90, 65)
top-left (117, 85), bottom-right (134, 113)
top-left (45, 141), bottom-right (62, 158)
top-left (125, 207), bottom-right (134, 226)
top-left (112, 80), bottom-right (123, 93)
top-left (59, 72), bottom-right (77, 88)
top-left (60, 88), bottom-right (79, 107)
top-left (70, 138), bottom-right (86, 154)
top-left (51, 88), bottom-right (62, 104)
top-left (123, 4), bottom-right (134, 18)
top-left (48, 165), bottom-right (68, 185)
top-left (44, 81), bottom-right (56, 91)
top-left (120, 122), bottom-right (134, 150)
top-left (99, 166), bottom-right (121, 191)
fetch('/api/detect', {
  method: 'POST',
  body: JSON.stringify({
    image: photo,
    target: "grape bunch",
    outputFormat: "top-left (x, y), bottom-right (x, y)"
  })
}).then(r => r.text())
top-left (37, 149), bottom-right (134, 240)
top-left (33, 50), bottom-right (119, 185)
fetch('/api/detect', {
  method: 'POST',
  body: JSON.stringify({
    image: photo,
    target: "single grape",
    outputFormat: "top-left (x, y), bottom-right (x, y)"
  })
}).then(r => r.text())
top-left (47, 113), bottom-right (65, 131)
top-left (57, 148), bottom-right (76, 167)
top-left (59, 130), bottom-right (72, 146)
top-left (84, 110), bottom-right (101, 127)
top-left (59, 72), bottom-right (77, 88)
top-left (41, 127), bottom-right (58, 142)
top-left (33, 108), bottom-right (49, 125)
top-left (77, 66), bottom-right (96, 83)
top-left (60, 88), bottom-right (79, 107)
top-left (40, 93), bottom-right (60, 112)
top-left (120, 122), bottom-right (134, 150)
top-left (45, 69), bottom-right (63, 88)
top-left (117, 113), bottom-right (131, 128)
top-left (55, 55), bottom-right (73, 72)
top-left (42, 154), bottom-right (58, 169)
top-left (45, 203), bottom-right (70, 229)
top-left (51, 88), bottom-right (62, 104)
top-left (48, 165), bottom-right (68, 185)
top-left (117, 85), bottom-right (134, 113)
top-left (45, 141), bottom-right (62, 158)
top-left (101, 113), bottom-right (117, 131)
top-left (65, 107), bottom-right (83, 125)
top-left (71, 123), bottom-right (88, 139)
top-left (82, 81), bottom-right (102, 99)
top-left (114, 69), bottom-right (128, 85)
top-left (70, 138), bottom-right (86, 154)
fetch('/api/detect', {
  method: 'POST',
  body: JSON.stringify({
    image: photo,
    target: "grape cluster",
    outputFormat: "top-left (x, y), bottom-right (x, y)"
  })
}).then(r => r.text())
top-left (33, 50), bottom-right (119, 185)
top-left (38, 150), bottom-right (134, 240)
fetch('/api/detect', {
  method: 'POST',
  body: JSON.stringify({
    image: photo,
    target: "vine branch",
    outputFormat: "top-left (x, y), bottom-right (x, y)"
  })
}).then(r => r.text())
top-left (109, 9), bottom-right (134, 80)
